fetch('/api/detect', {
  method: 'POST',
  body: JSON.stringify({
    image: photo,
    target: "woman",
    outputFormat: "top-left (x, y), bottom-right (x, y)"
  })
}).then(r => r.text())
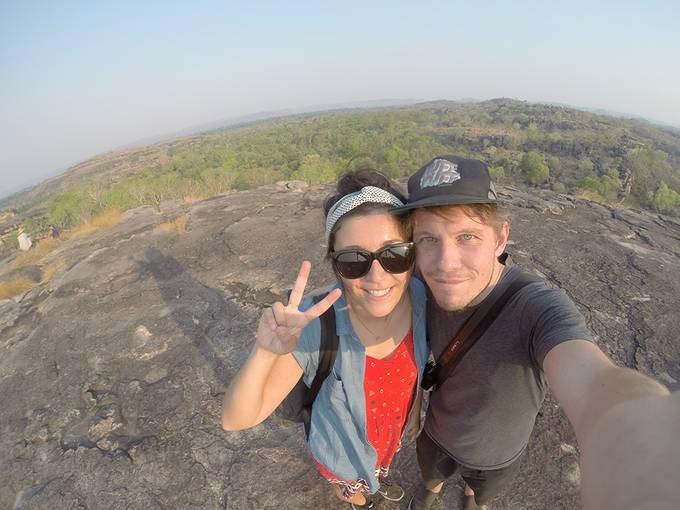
top-left (222, 169), bottom-right (428, 509)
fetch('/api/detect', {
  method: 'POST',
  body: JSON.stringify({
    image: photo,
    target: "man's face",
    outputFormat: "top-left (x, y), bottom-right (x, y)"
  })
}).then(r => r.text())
top-left (413, 207), bottom-right (508, 312)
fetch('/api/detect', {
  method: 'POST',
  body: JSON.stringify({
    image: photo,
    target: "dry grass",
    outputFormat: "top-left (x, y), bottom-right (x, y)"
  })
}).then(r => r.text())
top-left (575, 190), bottom-right (607, 204)
top-left (40, 259), bottom-right (66, 284)
top-left (65, 209), bottom-right (123, 240)
top-left (158, 214), bottom-right (189, 233)
top-left (11, 238), bottom-right (61, 269)
top-left (182, 195), bottom-right (205, 204)
top-left (0, 276), bottom-right (35, 300)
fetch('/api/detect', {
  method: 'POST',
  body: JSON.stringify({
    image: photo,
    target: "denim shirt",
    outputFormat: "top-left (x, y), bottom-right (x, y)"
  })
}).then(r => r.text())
top-left (292, 277), bottom-right (428, 494)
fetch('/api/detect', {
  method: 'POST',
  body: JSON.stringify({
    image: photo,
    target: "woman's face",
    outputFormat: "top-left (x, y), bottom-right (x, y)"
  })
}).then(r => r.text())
top-left (333, 212), bottom-right (411, 318)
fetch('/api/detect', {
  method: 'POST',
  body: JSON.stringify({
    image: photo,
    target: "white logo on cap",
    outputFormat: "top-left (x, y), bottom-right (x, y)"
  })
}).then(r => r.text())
top-left (420, 159), bottom-right (461, 188)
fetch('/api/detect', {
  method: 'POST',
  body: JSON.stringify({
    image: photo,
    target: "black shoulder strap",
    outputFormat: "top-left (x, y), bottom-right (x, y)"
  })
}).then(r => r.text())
top-left (302, 294), bottom-right (338, 436)
top-left (435, 271), bottom-right (541, 387)
top-left (306, 296), bottom-right (338, 403)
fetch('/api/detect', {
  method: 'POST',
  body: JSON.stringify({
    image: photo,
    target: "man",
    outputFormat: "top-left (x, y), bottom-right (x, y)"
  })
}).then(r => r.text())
top-left (394, 156), bottom-right (679, 510)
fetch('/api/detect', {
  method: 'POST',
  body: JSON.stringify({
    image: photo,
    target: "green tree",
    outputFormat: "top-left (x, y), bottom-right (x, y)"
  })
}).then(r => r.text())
top-left (552, 182), bottom-right (566, 194)
top-left (384, 145), bottom-right (409, 177)
top-left (598, 175), bottom-right (619, 198)
top-left (488, 165), bottom-right (505, 182)
top-left (520, 151), bottom-right (549, 185)
top-left (291, 154), bottom-right (337, 184)
top-left (575, 158), bottom-right (595, 180)
top-left (47, 189), bottom-right (92, 228)
top-left (626, 148), bottom-right (674, 202)
top-left (577, 177), bottom-right (601, 193)
top-left (648, 182), bottom-right (679, 214)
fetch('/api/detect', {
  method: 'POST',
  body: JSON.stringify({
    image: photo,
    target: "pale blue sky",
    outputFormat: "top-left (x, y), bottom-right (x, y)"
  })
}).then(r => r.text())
top-left (1, 0), bottom-right (679, 199)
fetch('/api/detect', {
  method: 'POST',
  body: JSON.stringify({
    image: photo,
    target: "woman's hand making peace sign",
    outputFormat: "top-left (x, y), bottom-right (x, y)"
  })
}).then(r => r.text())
top-left (256, 261), bottom-right (342, 355)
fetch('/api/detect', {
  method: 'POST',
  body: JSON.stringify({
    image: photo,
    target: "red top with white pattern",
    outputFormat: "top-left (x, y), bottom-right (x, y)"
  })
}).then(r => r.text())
top-left (313, 329), bottom-right (417, 483)
top-left (364, 328), bottom-right (417, 468)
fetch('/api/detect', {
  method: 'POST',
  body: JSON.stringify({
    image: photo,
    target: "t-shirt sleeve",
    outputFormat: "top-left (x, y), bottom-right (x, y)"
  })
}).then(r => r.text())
top-left (520, 282), bottom-right (594, 368)
top-left (290, 299), bottom-right (321, 388)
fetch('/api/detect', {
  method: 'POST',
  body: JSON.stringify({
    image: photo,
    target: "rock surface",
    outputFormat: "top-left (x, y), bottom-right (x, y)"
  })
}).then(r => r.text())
top-left (1, 181), bottom-right (679, 510)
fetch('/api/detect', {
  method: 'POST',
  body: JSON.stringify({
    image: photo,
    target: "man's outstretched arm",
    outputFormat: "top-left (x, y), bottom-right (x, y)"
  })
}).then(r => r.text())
top-left (543, 340), bottom-right (679, 510)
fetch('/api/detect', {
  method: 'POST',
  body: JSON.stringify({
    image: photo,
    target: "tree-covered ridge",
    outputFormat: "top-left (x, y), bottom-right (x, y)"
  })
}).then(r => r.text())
top-left (7, 99), bottom-right (680, 237)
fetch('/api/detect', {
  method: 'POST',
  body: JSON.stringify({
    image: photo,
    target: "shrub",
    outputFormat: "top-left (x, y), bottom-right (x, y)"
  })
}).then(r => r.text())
top-left (552, 182), bottom-right (566, 194)
top-left (598, 174), bottom-right (620, 198)
top-left (47, 189), bottom-right (92, 229)
top-left (488, 165), bottom-right (506, 182)
top-left (648, 182), bottom-right (679, 215)
top-left (290, 154), bottom-right (338, 184)
top-left (577, 175), bottom-right (620, 199)
top-left (520, 152), bottom-right (549, 185)
top-left (577, 177), bottom-right (602, 193)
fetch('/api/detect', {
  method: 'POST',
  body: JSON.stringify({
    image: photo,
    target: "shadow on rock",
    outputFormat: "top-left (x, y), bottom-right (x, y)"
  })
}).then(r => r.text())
top-left (143, 247), bottom-right (242, 387)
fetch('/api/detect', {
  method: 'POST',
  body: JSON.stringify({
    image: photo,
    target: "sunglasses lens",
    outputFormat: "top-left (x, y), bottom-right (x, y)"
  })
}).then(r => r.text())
top-left (332, 244), bottom-right (414, 279)
top-left (378, 244), bottom-right (415, 274)
top-left (333, 251), bottom-right (371, 279)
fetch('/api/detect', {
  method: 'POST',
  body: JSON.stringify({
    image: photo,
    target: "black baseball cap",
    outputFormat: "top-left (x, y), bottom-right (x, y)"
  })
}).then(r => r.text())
top-left (392, 155), bottom-right (498, 213)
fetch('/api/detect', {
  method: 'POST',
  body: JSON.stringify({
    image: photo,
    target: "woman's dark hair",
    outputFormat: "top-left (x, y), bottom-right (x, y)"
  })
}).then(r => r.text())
top-left (323, 168), bottom-right (410, 256)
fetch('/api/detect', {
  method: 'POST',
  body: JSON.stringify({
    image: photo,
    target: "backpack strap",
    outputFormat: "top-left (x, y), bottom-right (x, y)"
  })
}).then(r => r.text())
top-left (434, 271), bottom-right (541, 387)
top-left (301, 294), bottom-right (338, 438)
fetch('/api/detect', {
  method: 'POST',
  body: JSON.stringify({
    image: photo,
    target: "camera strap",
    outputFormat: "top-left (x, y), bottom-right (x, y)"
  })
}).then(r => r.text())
top-left (434, 270), bottom-right (541, 388)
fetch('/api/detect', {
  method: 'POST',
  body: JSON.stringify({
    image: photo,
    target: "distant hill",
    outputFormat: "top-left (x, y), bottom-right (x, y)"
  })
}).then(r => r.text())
top-left (114, 99), bottom-right (423, 152)
top-left (2, 98), bottom-right (680, 258)
top-left (542, 101), bottom-right (680, 131)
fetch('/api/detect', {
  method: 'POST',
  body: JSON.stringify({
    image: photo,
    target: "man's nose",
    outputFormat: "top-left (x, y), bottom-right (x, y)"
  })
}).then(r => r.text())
top-left (437, 241), bottom-right (463, 272)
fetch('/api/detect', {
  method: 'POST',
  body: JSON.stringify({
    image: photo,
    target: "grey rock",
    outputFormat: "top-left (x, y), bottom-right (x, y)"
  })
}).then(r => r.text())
top-left (1, 183), bottom-right (679, 509)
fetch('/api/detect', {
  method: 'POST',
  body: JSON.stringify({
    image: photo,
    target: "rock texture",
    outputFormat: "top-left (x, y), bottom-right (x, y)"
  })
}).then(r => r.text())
top-left (1, 181), bottom-right (679, 510)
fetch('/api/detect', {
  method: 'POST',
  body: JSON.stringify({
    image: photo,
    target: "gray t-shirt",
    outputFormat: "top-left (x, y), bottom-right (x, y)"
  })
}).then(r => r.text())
top-left (424, 262), bottom-right (593, 470)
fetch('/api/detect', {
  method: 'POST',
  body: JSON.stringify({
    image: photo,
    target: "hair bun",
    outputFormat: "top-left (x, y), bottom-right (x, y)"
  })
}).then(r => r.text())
top-left (324, 168), bottom-right (406, 216)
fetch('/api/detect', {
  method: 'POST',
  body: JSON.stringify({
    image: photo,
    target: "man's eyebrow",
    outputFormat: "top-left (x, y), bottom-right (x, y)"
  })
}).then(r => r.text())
top-left (459, 227), bottom-right (487, 235)
top-left (414, 227), bottom-right (487, 236)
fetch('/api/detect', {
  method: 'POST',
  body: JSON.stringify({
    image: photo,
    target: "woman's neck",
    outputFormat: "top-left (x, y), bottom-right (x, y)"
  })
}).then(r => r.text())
top-left (348, 292), bottom-right (412, 350)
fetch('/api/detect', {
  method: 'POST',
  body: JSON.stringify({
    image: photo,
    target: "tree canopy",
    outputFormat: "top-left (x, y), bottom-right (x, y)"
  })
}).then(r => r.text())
top-left (4, 99), bottom-right (680, 241)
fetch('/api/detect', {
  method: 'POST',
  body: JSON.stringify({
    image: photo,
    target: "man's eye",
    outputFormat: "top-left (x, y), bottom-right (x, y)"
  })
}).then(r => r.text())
top-left (416, 236), bottom-right (437, 244)
top-left (460, 234), bottom-right (476, 241)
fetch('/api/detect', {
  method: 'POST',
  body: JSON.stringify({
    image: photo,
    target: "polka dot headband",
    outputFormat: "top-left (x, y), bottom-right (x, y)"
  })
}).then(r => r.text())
top-left (325, 186), bottom-right (404, 245)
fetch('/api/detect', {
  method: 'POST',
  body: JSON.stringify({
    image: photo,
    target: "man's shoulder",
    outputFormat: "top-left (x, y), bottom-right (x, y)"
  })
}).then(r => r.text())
top-left (511, 271), bottom-right (576, 313)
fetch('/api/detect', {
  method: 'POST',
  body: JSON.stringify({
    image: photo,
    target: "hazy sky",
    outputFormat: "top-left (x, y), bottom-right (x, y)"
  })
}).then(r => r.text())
top-left (2, 0), bottom-right (679, 199)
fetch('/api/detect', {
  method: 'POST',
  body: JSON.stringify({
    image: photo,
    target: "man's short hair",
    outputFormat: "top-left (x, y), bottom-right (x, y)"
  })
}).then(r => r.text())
top-left (410, 202), bottom-right (509, 236)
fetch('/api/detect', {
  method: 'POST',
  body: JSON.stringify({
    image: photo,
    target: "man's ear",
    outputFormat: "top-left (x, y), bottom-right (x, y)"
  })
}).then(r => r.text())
top-left (495, 222), bottom-right (510, 257)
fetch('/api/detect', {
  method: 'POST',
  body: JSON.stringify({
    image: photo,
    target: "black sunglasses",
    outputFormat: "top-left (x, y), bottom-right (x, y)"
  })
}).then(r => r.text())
top-left (330, 242), bottom-right (415, 279)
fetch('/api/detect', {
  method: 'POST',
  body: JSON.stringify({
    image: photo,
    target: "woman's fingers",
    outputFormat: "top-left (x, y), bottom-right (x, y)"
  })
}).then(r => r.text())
top-left (287, 260), bottom-right (311, 309)
top-left (274, 325), bottom-right (302, 345)
top-left (271, 301), bottom-right (286, 330)
top-left (271, 300), bottom-right (308, 335)
top-left (260, 308), bottom-right (276, 329)
top-left (303, 288), bottom-right (342, 320)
